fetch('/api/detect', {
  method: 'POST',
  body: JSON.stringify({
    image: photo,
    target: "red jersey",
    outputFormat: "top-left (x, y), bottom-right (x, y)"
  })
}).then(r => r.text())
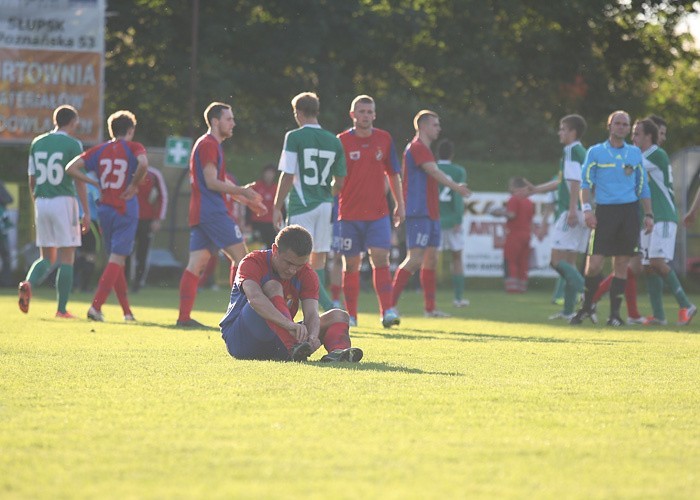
top-left (82, 139), bottom-right (146, 215)
top-left (136, 166), bottom-right (168, 220)
top-left (337, 128), bottom-right (400, 221)
top-left (403, 137), bottom-right (439, 220)
top-left (189, 134), bottom-right (228, 226)
top-left (505, 195), bottom-right (534, 235)
top-left (250, 180), bottom-right (276, 223)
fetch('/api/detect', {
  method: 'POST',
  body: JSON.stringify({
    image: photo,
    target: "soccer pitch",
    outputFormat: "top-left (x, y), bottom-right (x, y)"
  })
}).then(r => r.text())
top-left (1, 286), bottom-right (698, 498)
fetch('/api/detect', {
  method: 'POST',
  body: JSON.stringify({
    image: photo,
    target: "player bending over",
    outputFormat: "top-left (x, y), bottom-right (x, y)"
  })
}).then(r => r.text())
top-left (220, 225), bottom-right (363, 363)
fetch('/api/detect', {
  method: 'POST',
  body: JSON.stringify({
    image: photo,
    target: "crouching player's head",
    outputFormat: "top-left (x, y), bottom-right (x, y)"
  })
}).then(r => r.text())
top-left (271, 225), bottom-right (313, 280)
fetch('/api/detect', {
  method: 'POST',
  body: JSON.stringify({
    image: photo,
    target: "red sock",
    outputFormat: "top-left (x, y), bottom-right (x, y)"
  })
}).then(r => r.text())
top-left (113, 266), bottom-right (132, 316)
top-left (268, 295), bottom-right (297, 351)
top-left (342, 271), bottom-right (360, 319)
top-left (322, 321), bottom-right (351, 352)
top-left (178, 269), bottom-right (200, 322)
top-left (198, 257), bottom-right (216, 287)
top-left (420, 268), bottom-right (437, 312)
top-left (592, 273), bottom-right (613, 303)
top-left (92, 262), bottom-right (121, 310)
top-left (373, 266), bottom-right (393, 316)
top-left (625, 267), bottom-right (640, 318)
top-left (330, 284), bottom-right (342, 302)
top-left (229, 263), bottom-right (238, 288)
top-left (391, 267), bottom-right (413, 307)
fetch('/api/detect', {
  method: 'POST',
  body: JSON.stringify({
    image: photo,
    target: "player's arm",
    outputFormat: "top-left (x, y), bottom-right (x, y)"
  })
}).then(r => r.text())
top-left (300, 298), bottom-right (321, 352)
top-left (388, 173), bottom-right (406, 227)
top-left (331, 175), bottom-right (344, 196)
top-left (526, 178), bottom-right (558, 195)
top-left (422, 162), bottom-right (470, 197)
top-left (121, 154), bottom-right (149, 200)
top-left (65, 156), bottom-right (99, 187)
top-left (579, 150), bottom-right (596, 229)
top-left (202, 164), bottom-right (265, 213)
top-left (273, 172), bottom-right (295, 230)
top-left (684, 186), bottom-right (700, 226)
top-left (241, 279), bottom-right (308, 341)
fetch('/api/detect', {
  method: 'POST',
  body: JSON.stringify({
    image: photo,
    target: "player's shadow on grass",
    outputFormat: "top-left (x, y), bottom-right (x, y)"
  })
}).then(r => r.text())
top-left (310, 360), bottom-right (463, 376)
top-left (354, 328), bottom-right (640, 345)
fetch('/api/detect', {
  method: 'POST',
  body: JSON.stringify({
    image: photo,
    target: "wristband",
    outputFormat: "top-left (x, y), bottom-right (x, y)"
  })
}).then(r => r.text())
top-left (582, 203), bottom-right (592, 212)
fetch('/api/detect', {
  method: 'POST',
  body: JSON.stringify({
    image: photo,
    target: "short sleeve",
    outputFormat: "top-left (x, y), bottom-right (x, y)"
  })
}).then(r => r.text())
top-left (236, 253), bottom-right (266, 287)
top-left (197, 139), bottom-right (218, 169)
top-left (564, 160), bottom-right (582, 182)
top-left (385, 137), bottom-right (401, 175)
top-left (411, 141), bottom-right (435, 167)
top-left (333, 138), bottom-right (347, 177)
top-left (278, 131), bottom-right (298, 174)
top-left (131, 142), bottom-right (147, 158)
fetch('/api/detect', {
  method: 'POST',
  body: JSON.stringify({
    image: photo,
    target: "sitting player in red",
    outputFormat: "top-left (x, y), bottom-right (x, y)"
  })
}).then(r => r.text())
top-left (220, 224), bottom-right (363, 362)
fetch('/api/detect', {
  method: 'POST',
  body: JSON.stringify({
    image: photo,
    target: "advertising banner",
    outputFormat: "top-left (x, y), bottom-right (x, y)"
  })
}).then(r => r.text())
top-left (0, 0), bottom-right (106, 144)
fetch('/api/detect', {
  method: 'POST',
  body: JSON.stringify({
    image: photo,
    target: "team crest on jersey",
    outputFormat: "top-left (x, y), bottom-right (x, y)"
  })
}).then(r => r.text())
top-left (375, 148), bottom-right (384, 161)
top-left (349, 151), bottom-right (360, 161)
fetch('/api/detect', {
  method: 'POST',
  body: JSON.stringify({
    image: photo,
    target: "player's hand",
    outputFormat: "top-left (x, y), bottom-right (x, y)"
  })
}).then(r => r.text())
top-left (287, 322), bottom-right (308, 342)
top-left (643, 215), bottom-right (654, 234)
top-left (151, 219), bottom-right (162, 232)
top-left (684, 210), bottom-right (697, 227)
top-left (120, 184), bottom-right (138, 200)
top-left (393, 205), bottom-right (406, 228)
top-left (566, 209), bottom-right (578, 228)
top-left (455, 183), bottom-right (470, 197)
top-left (308, 335), bottom-right (322, 353)
top-left (80, 214), bottom-right (90, 235)
top-left (273, 208), bottom-right (285, 230)
top-left (584, 211), bottom-right (596, 229)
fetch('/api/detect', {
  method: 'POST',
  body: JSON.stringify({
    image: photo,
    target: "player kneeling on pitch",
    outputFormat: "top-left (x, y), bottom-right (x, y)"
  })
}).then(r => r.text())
top-left (220, 225), bottom-right (363, 362)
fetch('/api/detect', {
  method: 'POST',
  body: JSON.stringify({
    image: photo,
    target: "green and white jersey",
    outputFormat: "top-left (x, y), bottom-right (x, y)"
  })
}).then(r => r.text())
top-left (437, 160), bottom-right (467, 229)
top-left (278, 124), bottom-right (346, 216)
top-left (556, 141), bottom-right (586, 217)
top-left (28, 130), bottom-right (83, 199)
top-left (644, 145), bottom-right (677, 223)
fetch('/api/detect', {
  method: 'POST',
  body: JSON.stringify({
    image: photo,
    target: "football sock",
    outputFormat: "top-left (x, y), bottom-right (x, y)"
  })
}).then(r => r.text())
top-left (92, 262), bottom-right (121, 310)
top-left (330, 283), bottom-right (342, 302)
top-left (322, 321), bottom-right (351, 352)
top-left (554, 261), bottom-right (585, 292)
top-left (563, 280), bottom-right (578, 315)
top-left (420, 268), bottom-right (437, 312)
top-left (646, 272), bottom-right (666, 321)
top-left (342, 270), bottom-right (360, 319)
top-left (177, 269), bottom-right (200, 322)
top-left (624, 268), bottom-right (640, 318)
top-left (55, 264), bottom-right (73, 314)
top-left (582, 274), bottom-right (602, 311)
top-left (373, 266), bottom-right (393, 316)
top-left (314, 269), bottom-right (334, 312)
top-left (26, 257), bottom-right (51, 287)
top-left (592, 273), bottom-right (613, 303)
top-left (391, 267), bottom-right (413, 307)
top-left (663, 269), bottom-right (691, 309)
top-left (552, 275), bottom-right (566, 302)
top-left (610, 277), bottom-right (626, 318)
top-left (198, 257), bottom-right (217, 287)
top-left (268, 296), bottom-right (297, 352)
top-left (452, 273), bottom-right (465, 301)
top-left (229, 263), bottom-right (237, 288)
top-left (113, 267), bottom-right (132, 316)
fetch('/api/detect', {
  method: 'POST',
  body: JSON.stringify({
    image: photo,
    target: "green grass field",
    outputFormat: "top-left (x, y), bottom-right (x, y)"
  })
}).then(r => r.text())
top-left (1, 285), bottom-right (699, 499)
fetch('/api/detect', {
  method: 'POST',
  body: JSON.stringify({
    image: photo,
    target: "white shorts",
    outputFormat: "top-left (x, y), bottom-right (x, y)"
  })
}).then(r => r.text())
top-left (550, 211), bottom-right (590, 253)
top-left (35, 196), bottom-right (81, 248)
top-left (439, 224), bottom-right (465, 252)
top-left (288, 202), bottom-right (333, 253)
top-left (640, 221), bottom-right (677, 264)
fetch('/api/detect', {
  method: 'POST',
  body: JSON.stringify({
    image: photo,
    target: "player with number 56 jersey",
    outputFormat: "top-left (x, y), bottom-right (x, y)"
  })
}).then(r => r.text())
top-left (66, 110), bottom-right (148, 323)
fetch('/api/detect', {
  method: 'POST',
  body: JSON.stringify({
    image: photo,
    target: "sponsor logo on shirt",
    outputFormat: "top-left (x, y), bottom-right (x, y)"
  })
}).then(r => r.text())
top-left (375, 148), bottom-right (384, 161)
top-left (349, 151), bottom-right (360, 161)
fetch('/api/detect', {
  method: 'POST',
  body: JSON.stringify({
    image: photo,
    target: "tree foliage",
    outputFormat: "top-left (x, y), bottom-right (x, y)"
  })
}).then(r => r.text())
top-left (104, 0), bottom-right (699, 164)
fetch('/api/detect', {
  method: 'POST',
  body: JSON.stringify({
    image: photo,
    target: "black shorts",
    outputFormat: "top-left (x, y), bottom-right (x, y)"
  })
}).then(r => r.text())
top-left (79, 221), bottom-right (100, 254)
top-left (590, 202), bottom-right (640, 256)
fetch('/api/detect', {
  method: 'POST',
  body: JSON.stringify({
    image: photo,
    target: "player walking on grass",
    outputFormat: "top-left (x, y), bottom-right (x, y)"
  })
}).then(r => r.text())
top-left (220, 225), bottom-right (362, 362)
top-left (525, 114), bottom-right (589, 320)
top-left (436, 139), bottom-right (470, 308)
top-left (66, 110), bottom-right (148, 322)
top-left (631, 119), bottom-right (695, 325)
top-left (19, 105), bottom-right (89, 318)
top-left (570, 111), bottom-right (653, 327)
top-left (273, 92), bottom-right (346, 313)
top-left (391, 110), bottom-right (470, 317)
top-left (337, 95), bottom-right (405, 328)
top-left (176, 102), bottom-right (265, 328)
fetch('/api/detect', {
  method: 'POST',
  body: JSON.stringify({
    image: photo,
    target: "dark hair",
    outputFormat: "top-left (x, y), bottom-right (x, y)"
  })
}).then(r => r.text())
top-left (437, 139), bottom-right (454, 160)
top-left (275, 225), bottom-right (313, 256)
top-left (53, 105), bottom-right (78, 128)
top-left (107, 110), bottom-right (137, 139)
top-left (560, 114), bottom-right (587, 139)
top-left (647, 114), bottom-right (667, 129)
top-left (204, 102), bottom-right (232, 127)
top-left (292, 92), bottom-right (320, 117)
top-left (634, 118), bottom-right (659, 145)
top-left (510, 177), bottom-right (527, 188)
top-left (261, 163), bottom-right (276, 177)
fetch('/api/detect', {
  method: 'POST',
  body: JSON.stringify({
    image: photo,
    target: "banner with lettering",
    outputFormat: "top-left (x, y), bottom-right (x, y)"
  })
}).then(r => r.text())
top-left (462, 192), bottom-right (558, 278)
top-left (0, 0), bottom-right (106, 144)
